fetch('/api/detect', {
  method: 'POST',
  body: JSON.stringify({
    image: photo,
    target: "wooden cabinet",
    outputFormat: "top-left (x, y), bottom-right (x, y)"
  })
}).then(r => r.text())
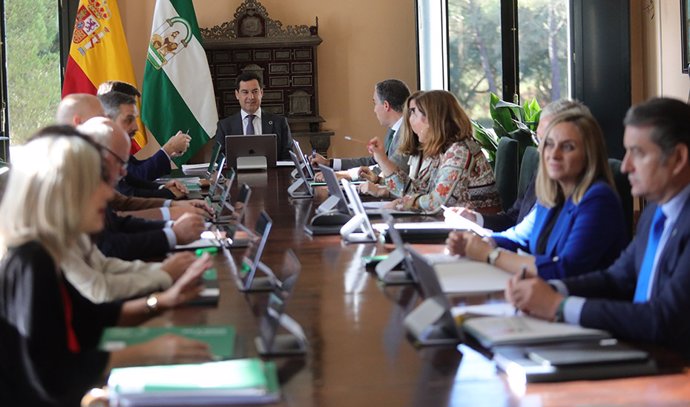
top-left (200, 0), bottom-right (333, 153)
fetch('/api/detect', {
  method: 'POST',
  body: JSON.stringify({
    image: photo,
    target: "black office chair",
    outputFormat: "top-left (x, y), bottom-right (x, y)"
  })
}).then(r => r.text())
top-left (609, 158), bottom-right (633, 238)
top-left (518, 146), bottom-right (539, 199)
top-left (494, 136), bottom-right (519, 211)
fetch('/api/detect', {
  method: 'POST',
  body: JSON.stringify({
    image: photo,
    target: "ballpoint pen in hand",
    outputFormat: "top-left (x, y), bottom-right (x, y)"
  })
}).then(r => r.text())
top-left (514, 266), bottom-right (528, 315)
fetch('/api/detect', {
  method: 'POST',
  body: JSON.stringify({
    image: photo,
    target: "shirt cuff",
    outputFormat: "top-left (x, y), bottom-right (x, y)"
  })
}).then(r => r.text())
top-left (163, 227), bottom-right (177, 248)
top-left (333, 159), bottom-right (342, 171)
top-left (164, 199), bottom-right (172, 207)
top-left (346, 167), bottom-right (360, 181)
top-left (474, 212), bottom-right (485, 227)
top-left (548, 279), bottom-right (570, 296)
top-left (165, 220), bottom-right (174, 228)
top-left (160, 207), bottom-right (171, 221)
top-left (161, 148), bottom-right (172, 161)
top-left (563, 296), bottom-right (586, 325)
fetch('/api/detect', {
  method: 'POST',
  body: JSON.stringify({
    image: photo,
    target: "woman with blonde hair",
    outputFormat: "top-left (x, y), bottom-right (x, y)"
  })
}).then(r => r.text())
top-left (361, 90), bottom-right (500, 212)
top-left (446, 111), bottom-right (628, 279)
top-left (0, 130), bottom-right (213, 407)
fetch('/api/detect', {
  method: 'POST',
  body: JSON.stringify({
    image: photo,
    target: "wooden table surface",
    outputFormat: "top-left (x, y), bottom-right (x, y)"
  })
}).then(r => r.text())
top-left (146, 168), bottom-right (690, 407)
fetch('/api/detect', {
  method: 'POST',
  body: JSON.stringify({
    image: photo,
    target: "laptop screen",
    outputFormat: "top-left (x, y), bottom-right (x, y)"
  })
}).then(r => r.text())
top-left (206, 142), bottom-right (222, 176)
top-left (318, 164), bottom-right (351, 215)
top-left (340, 179), bottom-right (376, 240)
top-left (292, 140), bottom-right (315, 180)
top-left (239, 211), bottom-right (273, 289)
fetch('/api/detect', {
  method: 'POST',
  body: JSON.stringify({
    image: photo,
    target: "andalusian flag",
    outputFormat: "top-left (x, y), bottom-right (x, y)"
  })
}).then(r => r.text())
top-left (62, 0), bottom-right (147, 152)
top-left (141, 0), bottom-right (218, 165)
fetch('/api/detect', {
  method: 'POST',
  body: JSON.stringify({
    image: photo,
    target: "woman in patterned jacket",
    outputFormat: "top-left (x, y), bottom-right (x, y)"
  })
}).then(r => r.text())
top-left (360, 90), bottom-right (500, 213)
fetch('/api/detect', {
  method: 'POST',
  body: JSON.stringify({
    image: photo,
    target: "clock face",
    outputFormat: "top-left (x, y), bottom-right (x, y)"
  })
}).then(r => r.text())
top-left (240, 16), bottom-right (263, 37)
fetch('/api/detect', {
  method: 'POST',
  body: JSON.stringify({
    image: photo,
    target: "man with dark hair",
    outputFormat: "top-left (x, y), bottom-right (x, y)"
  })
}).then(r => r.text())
top-left (97, 81), bottom-right (192, 182)
top-left (509, 97), bottom-right (690, 357)
top-left (214, 71), bottom-right (293, 159)
top-left (98, 91), bottom-right (186, 199)
top-left (311, 79), bottom-right (411, 181)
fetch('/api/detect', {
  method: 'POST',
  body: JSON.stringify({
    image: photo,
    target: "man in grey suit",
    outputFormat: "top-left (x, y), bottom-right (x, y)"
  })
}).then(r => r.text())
top-left (508, 98), bottom-right (690, 357)
top-left (215, 72), bottom-right (293, 160)
top-left (311, 79), bottom-right (410, 181)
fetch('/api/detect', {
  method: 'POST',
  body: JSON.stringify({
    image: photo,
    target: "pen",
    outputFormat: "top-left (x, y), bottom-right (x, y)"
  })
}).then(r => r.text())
top-left (311, 149), bottom-right (316, 158)
top-left (514, 266), bottom-right (528, 315)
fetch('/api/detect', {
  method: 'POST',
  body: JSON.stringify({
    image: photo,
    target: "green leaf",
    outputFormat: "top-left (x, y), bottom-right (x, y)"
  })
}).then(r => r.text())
top-left (472, 120), bottom-right (498, 163)
top-left (490, 93), bottom-right (524, 135)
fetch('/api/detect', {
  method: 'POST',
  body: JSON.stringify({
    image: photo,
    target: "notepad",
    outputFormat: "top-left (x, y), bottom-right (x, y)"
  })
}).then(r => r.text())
top-left (99, 325), bottom-right (235, 360)
top-left (434, 259), bottom-right (512, 295)
top-left (463, 315), bottom-right (610, 348)
top-left (108, 358), bottom-right (280, 406)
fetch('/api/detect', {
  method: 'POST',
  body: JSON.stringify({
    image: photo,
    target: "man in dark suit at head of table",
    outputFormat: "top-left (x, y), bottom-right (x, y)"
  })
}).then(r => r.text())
top-left (508, 97), bottom-right (690, 357)
top-left (214, 71), bottom-right (293, 160)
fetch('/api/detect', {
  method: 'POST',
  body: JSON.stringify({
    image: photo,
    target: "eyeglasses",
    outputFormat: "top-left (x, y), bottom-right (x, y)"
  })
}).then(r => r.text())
top-left (103, 146), bottom-right (128, 171)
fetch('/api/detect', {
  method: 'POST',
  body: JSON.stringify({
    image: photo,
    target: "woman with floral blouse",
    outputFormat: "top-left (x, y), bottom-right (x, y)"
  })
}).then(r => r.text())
top-left (360, 90), bottom-right (500, 213)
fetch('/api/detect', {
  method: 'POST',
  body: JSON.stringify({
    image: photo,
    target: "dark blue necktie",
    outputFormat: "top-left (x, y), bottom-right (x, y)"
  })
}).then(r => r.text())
top-left (246, 114), bottom-right (255, 135)
top-left (633, 207), bottom-right (667, 303)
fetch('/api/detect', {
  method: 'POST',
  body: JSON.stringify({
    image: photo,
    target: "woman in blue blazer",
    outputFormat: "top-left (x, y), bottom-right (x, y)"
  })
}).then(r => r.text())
top-left (447, 111), bottom-right (628, 279)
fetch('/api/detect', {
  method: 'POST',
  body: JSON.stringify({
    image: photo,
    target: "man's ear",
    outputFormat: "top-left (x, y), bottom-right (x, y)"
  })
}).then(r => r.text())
top-left (383, 100), bottom-right (391, 111)
top-left (670, 143), bottom-right (689, 176)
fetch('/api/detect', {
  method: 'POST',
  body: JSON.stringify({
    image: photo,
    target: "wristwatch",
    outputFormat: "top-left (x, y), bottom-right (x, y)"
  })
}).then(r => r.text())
top-left (487, 247), bottom-right (502, 265)
top-left (145, 293), bottom-right (160, 313)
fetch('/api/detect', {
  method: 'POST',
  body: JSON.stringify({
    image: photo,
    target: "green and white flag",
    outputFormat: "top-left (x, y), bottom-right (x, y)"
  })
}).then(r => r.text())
top-left (141, 0), bottom-right (217, 165)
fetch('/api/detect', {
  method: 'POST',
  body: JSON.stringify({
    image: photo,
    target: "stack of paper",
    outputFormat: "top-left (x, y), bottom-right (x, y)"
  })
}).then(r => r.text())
top-left (434, 259), bottom-right (512, 295)
top-left (108, 358), bottom-right (280, 406)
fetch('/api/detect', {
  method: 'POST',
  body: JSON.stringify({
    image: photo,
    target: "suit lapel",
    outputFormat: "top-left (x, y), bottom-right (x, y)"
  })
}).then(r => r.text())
top-left (544, 200), bottom-right (575, 256)
top-left (654, 198), bottom-right (690, 282)
top-left (262, 114), bottom-right (275, 135)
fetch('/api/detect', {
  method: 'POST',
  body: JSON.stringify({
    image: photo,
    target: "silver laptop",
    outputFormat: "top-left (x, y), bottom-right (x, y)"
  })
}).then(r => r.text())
top-left (231, 211), bottom-right (277, 292)
top-left (254, 249), bottom-right (308, 356)
top-left (225, 134), bottom-right (277, 170)
top-left (292, 140), bottom-right (316, 181)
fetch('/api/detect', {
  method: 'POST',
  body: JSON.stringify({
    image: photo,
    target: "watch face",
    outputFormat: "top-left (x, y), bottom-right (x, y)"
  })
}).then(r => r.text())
top-left (146, 294), bottom-right (158, 311)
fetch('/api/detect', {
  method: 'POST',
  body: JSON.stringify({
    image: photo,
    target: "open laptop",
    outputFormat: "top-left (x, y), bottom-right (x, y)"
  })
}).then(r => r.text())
top-left (254, 249), bottom-right (308, 356)
top-left (292, 140), bottom-right (316, 181)
top-left (287, 150), bottom-right (314, 198)
top-left (403, 246), bottom-right (464, 346)
top-left (339, 179), bottom-right (378, 243)
top-left (231, 211), bottom-right (278, 292)
top-left (180, 143), bottom-right (223, 177)
top-left (187, 155), bottom-right (229, 200)
top-left (373, 212), bottom-right (417, 285)
top-left (210, 183), bottom-right (254, 247)
top-left (225, 134), bottom-right (277, 170)
top-left (303, 165), bottom-right (353, 236)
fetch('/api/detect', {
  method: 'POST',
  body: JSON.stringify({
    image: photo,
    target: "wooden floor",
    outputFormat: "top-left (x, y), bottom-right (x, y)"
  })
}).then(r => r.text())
top-left (148, 168), bottom-right (690, 407)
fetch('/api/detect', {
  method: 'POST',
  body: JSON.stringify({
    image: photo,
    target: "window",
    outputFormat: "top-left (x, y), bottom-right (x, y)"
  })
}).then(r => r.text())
top-left (4, 0), bottom-right (62, 149)
top-left (420, 0), bottom-right (570, 122)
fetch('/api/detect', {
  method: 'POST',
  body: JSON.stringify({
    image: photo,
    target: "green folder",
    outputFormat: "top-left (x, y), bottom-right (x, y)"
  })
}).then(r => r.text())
top-left (108, 358), bottom-right (280, 405)
top-left (99, 325), bottom-right (235, 360)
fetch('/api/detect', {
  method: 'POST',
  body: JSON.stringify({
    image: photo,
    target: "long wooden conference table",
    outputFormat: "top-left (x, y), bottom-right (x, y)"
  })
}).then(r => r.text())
top-left (146, 167), bottom-right (690, 407)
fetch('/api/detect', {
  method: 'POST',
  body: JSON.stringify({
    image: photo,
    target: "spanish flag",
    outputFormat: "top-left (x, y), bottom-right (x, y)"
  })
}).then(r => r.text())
top-left (62, 0), bottom-right (146, 152)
